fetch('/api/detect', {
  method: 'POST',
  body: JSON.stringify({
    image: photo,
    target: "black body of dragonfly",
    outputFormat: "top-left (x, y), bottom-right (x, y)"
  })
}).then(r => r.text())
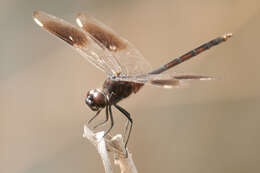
top-left (33, 11), bottom-right (232, 148)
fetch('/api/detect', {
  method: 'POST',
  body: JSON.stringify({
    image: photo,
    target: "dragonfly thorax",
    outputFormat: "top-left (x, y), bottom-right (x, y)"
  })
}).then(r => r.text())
top-left (85, 89), bottom-right (106, 111)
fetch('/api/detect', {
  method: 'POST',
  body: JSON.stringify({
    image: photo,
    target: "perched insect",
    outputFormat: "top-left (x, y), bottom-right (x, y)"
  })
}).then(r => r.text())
top-left (33, 11), bottom-right (232, 148)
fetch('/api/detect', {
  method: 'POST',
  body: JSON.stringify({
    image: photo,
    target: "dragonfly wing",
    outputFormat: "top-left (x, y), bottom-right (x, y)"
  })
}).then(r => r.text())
top-left (76, 13), bottom-right (152, 76)
top-left (114, 73), bottom-right (213, 88)
top-left (33, 11), bottom-right (122, 76)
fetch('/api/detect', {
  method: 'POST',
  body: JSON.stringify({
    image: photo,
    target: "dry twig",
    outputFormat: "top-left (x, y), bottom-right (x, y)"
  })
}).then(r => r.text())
top-left (83, 125), bottom-right (138, 173)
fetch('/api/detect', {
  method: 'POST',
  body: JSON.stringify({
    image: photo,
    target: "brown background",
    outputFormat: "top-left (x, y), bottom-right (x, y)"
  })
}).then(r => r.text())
top-left (1, 0), bottom-right (260, 173)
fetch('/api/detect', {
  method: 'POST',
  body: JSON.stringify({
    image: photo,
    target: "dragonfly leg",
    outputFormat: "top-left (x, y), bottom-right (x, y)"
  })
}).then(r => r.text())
top-left (104, 104), bottom-right (114, 137)
top-left (88, 109), bottom-right (102, 124)
top-left (123, 120), bottom-right (130, 140)
top-left (114, 104), bottom-right (133, 148)
top-left (93, 109), bottom-right (109, 129)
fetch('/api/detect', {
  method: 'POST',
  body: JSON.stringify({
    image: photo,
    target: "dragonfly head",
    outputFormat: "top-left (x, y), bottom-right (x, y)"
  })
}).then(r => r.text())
top-left (85, 89), bottom-right (106, 111)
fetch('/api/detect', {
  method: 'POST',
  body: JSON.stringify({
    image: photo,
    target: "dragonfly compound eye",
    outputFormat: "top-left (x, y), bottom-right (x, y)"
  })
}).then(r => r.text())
top-left (85, 89), bottom-right (106, 111)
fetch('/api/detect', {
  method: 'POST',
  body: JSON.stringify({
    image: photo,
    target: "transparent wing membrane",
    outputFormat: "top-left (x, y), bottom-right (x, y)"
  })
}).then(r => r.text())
top-left (33, 11), bottom-right (122, 76)
top-left (76, 13), bottom-right (152, 76)
top-left (114, 73), bottom-right (213, 88)
top-left (33, 11), bottom-right (229, 89)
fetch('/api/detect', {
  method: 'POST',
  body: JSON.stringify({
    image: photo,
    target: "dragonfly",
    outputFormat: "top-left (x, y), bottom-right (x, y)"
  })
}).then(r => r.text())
top-left (33, 11), bottom-right (232, 148)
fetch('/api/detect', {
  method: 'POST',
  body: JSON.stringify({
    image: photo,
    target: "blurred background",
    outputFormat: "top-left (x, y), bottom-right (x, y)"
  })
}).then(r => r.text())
top-left (1, 0), bottom-right (260, 172)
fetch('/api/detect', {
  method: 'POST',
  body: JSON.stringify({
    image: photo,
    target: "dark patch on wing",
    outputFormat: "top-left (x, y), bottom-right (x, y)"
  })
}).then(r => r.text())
top-left (174, 75), bottom-right (212, 80)
top-left (82, 22), bottom-right (127, 52)
top-left (150, 79), bottom-right (180, 87)
top-left (43, 21), bottom-right (88, 47)
top-left (34, 11), bottom-right (88, 47)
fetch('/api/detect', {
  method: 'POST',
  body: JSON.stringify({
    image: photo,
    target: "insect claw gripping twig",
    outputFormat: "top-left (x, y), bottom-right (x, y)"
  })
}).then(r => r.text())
top-left (83, 125), bottom-right (137, 173)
